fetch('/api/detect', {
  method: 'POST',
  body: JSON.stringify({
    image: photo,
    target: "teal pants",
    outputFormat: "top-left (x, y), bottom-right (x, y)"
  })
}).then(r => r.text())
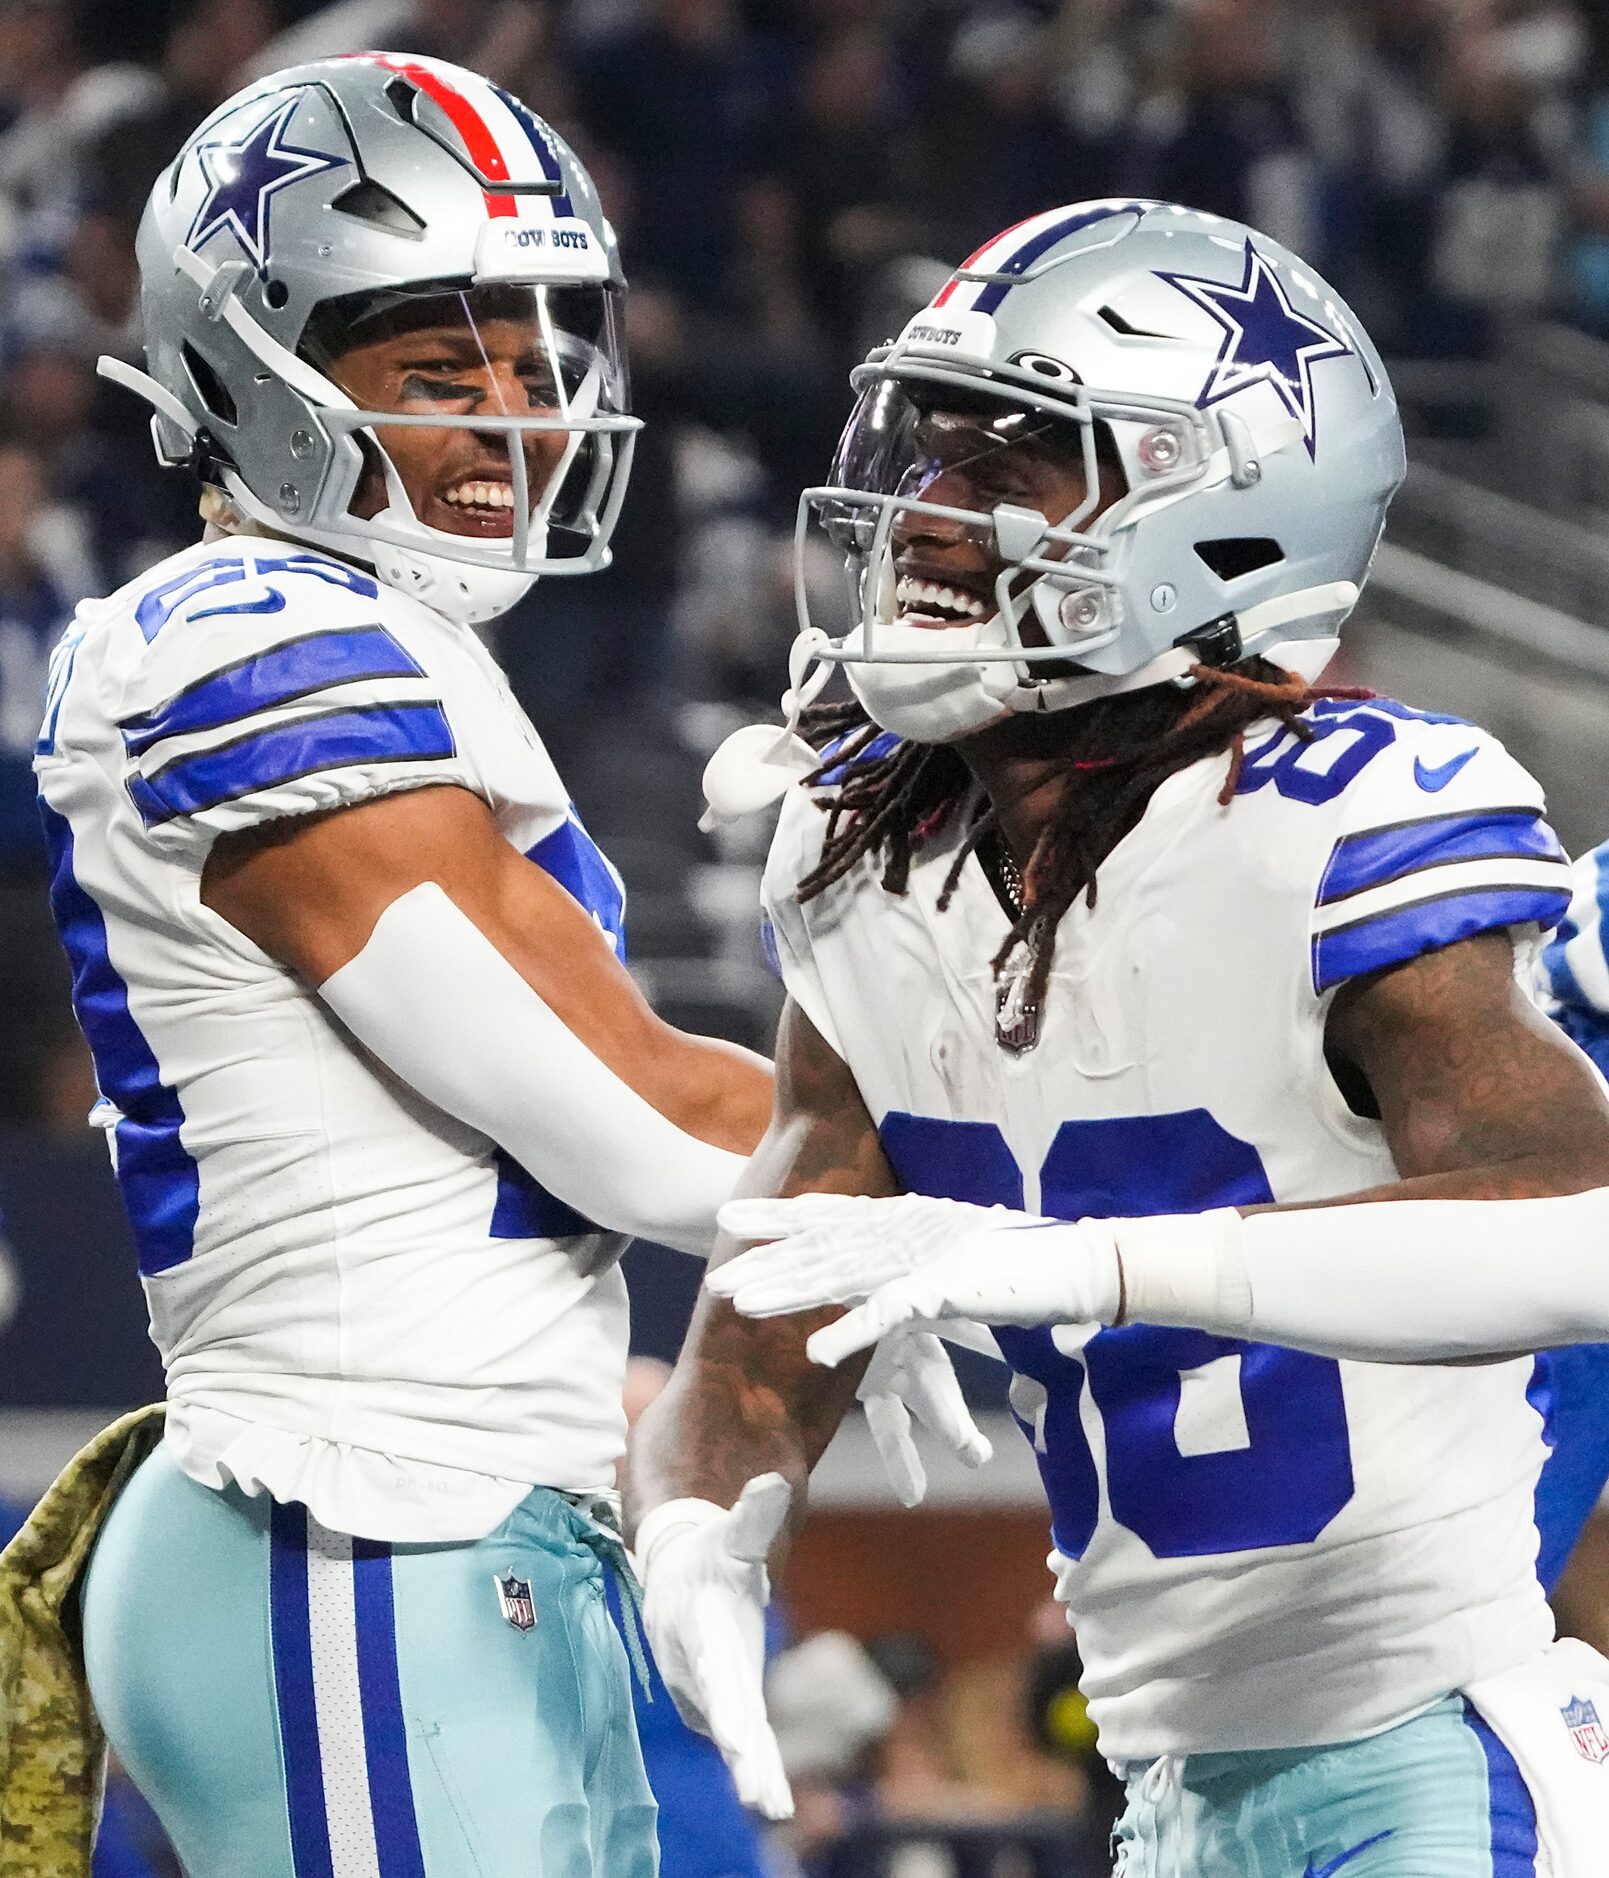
top-left (1114, 1696), bottom-right (1539, 1877)
top-left (81, 1444), bottom-right (658, 1877)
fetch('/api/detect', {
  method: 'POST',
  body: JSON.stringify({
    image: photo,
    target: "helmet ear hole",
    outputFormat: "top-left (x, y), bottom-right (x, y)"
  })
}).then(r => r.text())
top-left (181, 343), bottom-right (237, 427)
top-left (384, 75), bottom-right (419, 123)
top-left (1194, 538), bottom-right (1284, 582)
top-left (330, 179), bottom-right (426, 236)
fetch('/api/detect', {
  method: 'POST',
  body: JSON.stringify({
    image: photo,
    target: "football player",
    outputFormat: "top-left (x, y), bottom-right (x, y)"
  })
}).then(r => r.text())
top-left (37, 54), bottom-right (980, 1878)
top-left (630, 202), bottom-right (1609, 1870)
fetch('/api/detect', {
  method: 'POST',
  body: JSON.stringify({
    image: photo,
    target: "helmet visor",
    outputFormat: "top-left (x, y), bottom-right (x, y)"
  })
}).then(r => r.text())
top-left (300, 280), bottom-right (636, 569)
top-left (804, 376), bottom-right (1124, 655)
top-left (827, 377), bottom-right (1108, 548)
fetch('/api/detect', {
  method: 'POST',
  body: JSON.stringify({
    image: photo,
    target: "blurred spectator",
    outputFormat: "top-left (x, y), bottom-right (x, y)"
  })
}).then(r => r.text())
top-left (576, 0), bottom-right (795, 337)
top-left (1568, 8), bottom-right (1609, 336)
top-left (1134, 0), bottom-right (1322, 265)
top-left (1020, 1607), bottom-right (1124, 1834)
top-left (1425, 10), bottom-right (1566, 350)
top-left (83, 0), bottom-right (281, 233)
top-left (0, 433), bottom-right (85, 1125)
top-left (0, 434), bottom-right (76, 847)
top-left (2, 314), bottom-right (194, 589)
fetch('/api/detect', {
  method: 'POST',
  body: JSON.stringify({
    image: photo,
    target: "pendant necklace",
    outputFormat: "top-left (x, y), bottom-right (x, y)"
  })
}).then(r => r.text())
top-left (989, 836), bottom-right (1043, 1055)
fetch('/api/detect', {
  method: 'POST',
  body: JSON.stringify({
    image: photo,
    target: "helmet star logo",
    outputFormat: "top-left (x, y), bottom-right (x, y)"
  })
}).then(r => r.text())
top-left (187, 93), bottom-right (345, 275)
top-left (1157, 241), bottom-right (1352, 456)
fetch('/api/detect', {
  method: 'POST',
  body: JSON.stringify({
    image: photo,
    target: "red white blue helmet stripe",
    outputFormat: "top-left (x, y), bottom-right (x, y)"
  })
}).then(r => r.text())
top-left (344, 53), bottom-right (573, 221)
top-left (932, 201), bottom-right (1148, 315)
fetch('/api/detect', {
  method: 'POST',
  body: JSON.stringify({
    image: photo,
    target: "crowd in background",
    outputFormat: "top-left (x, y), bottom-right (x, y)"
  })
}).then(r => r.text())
top-left (2, 0), bottom-right (1609, 1125)
top-left (3, 5), bottom-right (1609, 1867)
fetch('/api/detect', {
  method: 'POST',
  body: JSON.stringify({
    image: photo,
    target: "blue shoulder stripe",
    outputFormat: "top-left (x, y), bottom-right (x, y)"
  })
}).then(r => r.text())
top-left (128, 701), bottom-right (455, 826)
top-left (1318, 808), bottom-right (1564, 908)
top-left (1313, 884), bottom-right (1573, 993)
top-left (121, 627), bottom-right (424, 757)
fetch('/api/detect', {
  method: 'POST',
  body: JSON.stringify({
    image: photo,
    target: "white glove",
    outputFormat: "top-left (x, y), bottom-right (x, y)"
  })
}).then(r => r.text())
top-left (858, 1322), bottom-right (996, 1507)
top-left (635, 1475), bottom-right (795, 1819)
top-left (713, 1192), bottom-right (1123, 1368)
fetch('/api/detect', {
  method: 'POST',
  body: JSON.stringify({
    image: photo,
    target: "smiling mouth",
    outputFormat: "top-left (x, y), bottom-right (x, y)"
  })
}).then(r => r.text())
top-left (434, 477), bottom-right (519, 535)
top-left (894, 574), bottom-right (992, 626)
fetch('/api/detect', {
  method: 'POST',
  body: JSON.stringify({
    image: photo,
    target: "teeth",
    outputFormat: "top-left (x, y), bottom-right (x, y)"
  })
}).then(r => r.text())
top-left (894, 576), bottom-right (986, 619)
top-left (444, 480), bottom-right (514, 509)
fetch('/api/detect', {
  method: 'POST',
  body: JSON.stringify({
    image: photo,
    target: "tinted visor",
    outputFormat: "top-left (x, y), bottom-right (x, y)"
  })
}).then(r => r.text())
top-left (824, 378), bottom-right (1105, 549)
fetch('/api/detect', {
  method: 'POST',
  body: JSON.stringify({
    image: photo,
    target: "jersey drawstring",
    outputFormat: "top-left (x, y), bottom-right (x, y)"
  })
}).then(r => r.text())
top-left (1136, 1754), bottom-right (1184, 1878)
top-left (565, 1491), bottom-right (653, 1698)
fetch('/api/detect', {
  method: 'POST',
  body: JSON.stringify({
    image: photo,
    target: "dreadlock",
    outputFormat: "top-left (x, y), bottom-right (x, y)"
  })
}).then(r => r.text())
top-left (796, 658), bottom-right (1373, 1019)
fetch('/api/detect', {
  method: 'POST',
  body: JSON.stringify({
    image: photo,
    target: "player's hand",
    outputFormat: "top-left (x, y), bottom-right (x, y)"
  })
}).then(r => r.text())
top-left (859, 1322), bottom-right (996, 1507)
top-left (712, 1193), bottom-right (1122, 1367)
top-left (634, 1475), bottom-right (795, 1819)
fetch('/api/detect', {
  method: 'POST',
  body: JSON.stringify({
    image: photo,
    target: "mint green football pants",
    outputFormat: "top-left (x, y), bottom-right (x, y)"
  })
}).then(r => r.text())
top-left (1113, 1696), bottom-right (1540, 1877)
top-left (81, 1444), bottom-right (658, 1877)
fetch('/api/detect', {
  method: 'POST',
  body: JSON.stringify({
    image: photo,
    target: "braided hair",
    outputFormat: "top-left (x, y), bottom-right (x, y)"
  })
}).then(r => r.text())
top-left (796, 659), bottom-right (1371, 1018)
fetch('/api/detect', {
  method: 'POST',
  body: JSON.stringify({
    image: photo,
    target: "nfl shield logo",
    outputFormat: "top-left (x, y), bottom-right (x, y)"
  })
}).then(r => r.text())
top-left (1562, 1696), bottom-right (1609, 1764)
top-left (494, 1572), bottom-right (536, 1633)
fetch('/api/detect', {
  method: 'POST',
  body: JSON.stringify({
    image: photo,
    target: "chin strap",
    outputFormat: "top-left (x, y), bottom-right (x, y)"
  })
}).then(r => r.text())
top-left (1005, 581), bottom-right (1360, 716)
top-left (697, 581), bottom-right (1362, 827)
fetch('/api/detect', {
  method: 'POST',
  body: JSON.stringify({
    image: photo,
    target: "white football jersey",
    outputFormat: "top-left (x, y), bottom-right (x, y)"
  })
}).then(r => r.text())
top-left (763, 697), bottom-right (1575, 1760)
top-left (35, 531), bottom-right (633, 1542)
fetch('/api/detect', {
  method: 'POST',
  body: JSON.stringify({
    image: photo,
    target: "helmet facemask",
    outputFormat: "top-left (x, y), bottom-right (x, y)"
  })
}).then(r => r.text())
top-left (293, 279), bottom-right (635, 585)
top-left (796, 361), bottom-right (1222, 693)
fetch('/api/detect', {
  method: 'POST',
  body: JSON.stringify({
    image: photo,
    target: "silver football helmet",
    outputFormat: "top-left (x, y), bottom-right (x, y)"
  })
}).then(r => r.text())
top-left (102, 53), bottom-right (639, 624)
top-left (792, 199), bottom-right (1406, 743)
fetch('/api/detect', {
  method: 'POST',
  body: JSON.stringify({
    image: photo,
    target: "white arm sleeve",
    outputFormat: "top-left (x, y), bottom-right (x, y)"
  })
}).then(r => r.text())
top-left (320, 882), bottom-right (747, 1257)
top-left (1114, 1190), bottom-right (1609, 1361)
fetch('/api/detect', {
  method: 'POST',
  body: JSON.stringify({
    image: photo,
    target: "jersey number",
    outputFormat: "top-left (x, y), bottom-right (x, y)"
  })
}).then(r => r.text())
top-left (135, 553), bottom-right (380, 642)
top-left (879, 1110), bottom-right (1355, 1559)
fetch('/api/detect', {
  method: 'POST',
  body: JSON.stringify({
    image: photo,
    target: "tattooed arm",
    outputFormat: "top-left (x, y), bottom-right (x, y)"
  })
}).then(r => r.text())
top-left (627, 996), bottom-right (898, 1555)
top-left (1320, 928), bottom-right (1609, 1202)
top-left (707, 931), bottom-right (1609, 1371)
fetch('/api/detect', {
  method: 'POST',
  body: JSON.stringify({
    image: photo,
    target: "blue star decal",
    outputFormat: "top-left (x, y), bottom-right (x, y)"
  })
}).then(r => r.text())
top-left (1158, 241), bottom-right (1352, 456)
top-left (187, 94), bottom-right (345, 274)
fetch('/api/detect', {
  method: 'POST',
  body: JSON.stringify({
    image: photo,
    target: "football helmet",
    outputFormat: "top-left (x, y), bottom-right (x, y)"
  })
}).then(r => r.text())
top-left (792, 199), bottom-right (1406, 743)
top-left (102, 54), bottom-right (639, 624)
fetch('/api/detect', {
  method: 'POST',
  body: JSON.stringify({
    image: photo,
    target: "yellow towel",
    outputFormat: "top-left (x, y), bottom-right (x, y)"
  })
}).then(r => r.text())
top-left (0, 1404), bottom-right (164, 1877)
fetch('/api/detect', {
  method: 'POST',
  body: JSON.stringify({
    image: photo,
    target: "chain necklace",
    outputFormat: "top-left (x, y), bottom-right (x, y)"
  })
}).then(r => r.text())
top-left (988, 833), bottom-right (1042, 1054)
top-left (995, 839), bottom-right (1025, 914)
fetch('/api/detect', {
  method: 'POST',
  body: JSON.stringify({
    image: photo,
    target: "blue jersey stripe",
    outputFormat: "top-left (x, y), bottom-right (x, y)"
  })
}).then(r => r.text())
top-left (488, 816), bottom-right (625, 1241)
top-left (1529, 1344), bottom-right (1609, 1590)
top-left (973, 204), bottom-right (1145, 314)
top-left (40, 802), bottom-right (198, 1274)
top-left (120, 629), bottom-right (425, 757)
top-left (525, 816), bottom-right (625, 955)
top-left (1312, 885), bottom-right (1572, 993)
top-left (1462, 1702), bottom-right (1538, 1875)
top-left (269, 1503), bottom-right (335, 1878)
top-left (129, 702), bottom-right (455, 826)
top-left (490, 1149), bottom-right (594, 1239)
top-left (351, 1539), bottom-right (426, 1878)
top-left (1317, 809), bottom-right (1563, 908)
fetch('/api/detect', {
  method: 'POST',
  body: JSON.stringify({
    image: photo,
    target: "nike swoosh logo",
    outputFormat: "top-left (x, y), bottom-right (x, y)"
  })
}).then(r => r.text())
top-left (1414, 748), bottom-right (1477, 792)
top-left (1305, 1830), bottom-right (1394, 1878)
top-left (189, 588), bottom-right (288, 622)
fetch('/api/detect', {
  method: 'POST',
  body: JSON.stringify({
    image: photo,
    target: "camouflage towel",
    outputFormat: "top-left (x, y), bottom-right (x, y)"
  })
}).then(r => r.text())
top-left (0, 1405), bottom-right (164, 1878)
